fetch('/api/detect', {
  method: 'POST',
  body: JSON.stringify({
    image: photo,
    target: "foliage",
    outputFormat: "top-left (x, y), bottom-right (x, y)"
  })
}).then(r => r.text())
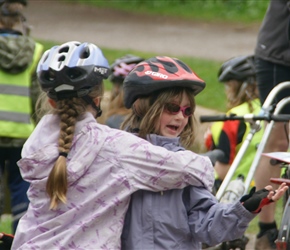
top-left (73, 0), bottom-right (268, 23)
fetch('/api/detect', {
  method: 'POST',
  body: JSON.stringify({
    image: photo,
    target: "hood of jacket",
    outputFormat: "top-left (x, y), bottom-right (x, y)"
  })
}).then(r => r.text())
top-left (146, 134), bottom-right (184, 152)
top-left (0, 32), bottom-right (35, 73)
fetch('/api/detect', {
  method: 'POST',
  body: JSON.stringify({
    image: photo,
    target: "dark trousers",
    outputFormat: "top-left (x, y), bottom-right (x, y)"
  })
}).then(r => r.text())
top-left (0, 147), bottom-right (29, 233)
top-left (255, 58), bottom-right (290, 114)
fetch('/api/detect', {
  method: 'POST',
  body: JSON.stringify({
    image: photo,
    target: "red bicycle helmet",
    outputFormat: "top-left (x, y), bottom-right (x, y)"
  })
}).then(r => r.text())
top-left (123, 56), bottom-right (205, 108)
top-left (109, 54), bottom-right (144, 83)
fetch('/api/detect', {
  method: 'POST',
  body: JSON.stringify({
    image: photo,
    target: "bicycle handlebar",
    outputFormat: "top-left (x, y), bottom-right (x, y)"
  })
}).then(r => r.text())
top-left (200, 113), bottom-right (290, 123)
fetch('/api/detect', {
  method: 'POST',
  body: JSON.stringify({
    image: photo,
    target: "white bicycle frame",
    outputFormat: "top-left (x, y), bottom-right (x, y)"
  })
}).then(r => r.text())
top-left (216, 81), bottom-right (290, 200)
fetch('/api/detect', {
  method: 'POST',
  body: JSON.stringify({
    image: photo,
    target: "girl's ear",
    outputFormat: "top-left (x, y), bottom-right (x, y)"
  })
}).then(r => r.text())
top-left (48, 98), bottom-right (56, 108)
top-left (93, 97), bottom-right (101, 106)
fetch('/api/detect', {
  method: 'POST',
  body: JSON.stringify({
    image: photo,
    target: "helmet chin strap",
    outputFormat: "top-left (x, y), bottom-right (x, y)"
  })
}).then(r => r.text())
top-left (82, 96), bottom-right (102, 118)
top-left (236, 81), bottom-right (248, 99)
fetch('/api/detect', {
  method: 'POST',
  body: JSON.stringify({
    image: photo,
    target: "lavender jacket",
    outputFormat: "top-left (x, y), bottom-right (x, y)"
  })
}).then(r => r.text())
top-left (12, 113), bottom-right (214, 250)
top-left (121, 135), bottom-right (256, 250)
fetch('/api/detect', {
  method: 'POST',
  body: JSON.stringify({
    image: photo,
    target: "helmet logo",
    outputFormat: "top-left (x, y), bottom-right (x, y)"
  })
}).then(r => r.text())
top-left (145, 71), bottom-right (168, 79)
top-left (94, 66), bottom-right (108, 75)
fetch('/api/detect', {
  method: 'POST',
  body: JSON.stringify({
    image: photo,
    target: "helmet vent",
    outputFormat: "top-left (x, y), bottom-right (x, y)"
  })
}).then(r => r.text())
top-left (177, 60), bottom-right (191, 73)
top-left (59, 46), bottom-right (69, 54)
top-left (80, 47), bottom-right (90, 59)
top-left (67, 68), bottom-right (82, 80)
top-left (58, 55), bottom-right (65, 62)
top-left (43, 69), bottom-right (55, 82)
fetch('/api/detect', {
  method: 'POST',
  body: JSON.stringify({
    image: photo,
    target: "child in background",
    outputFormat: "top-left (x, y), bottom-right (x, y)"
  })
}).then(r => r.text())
top-left (105, 54), bottom-right (144, 129)
top-left (11, 42), bottom-right (216, 250)
top-left (204, 55), bottom-right (262, 191)
top-left (0, 0), bottom-right (43, 233)
top-left (120, 56), bottom-right (287, 250)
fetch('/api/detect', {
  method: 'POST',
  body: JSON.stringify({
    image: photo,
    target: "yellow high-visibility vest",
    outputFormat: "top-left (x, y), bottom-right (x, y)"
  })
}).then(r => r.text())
top-left (0, 41), bottom-right (43, 139)
top-left (210, 99), bottom-right (263, 182)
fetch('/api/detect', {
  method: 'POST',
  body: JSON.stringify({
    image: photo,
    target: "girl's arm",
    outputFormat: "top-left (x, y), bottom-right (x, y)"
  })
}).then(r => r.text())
top-left (185, 186), bottom-right (254, 246)
top-left (186, 184), bottom-right (287, 246)
top-left (119, 132), bottom-right (214, 192)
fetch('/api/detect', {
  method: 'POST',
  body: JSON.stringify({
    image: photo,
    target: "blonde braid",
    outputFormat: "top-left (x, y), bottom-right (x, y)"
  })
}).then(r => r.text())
top-left (46, 98), bottom-right (86, 210)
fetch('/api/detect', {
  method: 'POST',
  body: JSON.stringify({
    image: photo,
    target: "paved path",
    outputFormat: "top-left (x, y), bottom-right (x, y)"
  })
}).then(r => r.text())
top-left (25, 1), bottom-right (260, 62)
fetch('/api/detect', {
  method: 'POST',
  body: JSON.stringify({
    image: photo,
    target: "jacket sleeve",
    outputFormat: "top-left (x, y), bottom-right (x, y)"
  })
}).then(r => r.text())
top-left (185, 186), bottom-right (256, 246)
top-left (119, 132), bottom-right (214, 192)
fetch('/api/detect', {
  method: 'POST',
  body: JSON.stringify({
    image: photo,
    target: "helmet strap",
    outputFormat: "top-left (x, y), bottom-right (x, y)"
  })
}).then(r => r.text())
top-left (236, 81), bottom-right (248, 100)
top-left (82, 96), bottom-right (102, 118)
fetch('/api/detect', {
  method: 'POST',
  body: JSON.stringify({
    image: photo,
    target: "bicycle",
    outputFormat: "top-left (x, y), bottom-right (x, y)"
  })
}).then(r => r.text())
top-left (262, 152), bottom-right (290, 250)
top-left (200, 81), bottom-right (290, 250)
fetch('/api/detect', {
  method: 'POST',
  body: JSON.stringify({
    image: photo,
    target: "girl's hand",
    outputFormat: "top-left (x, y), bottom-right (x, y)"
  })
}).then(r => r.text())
top-left (264, 182), bottom-right (288, 202)
top-left (240, 183), bottom-right (288, 213)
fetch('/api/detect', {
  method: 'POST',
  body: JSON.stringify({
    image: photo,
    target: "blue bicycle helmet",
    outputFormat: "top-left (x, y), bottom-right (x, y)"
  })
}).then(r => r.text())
top-left (37, 41), bottom-right (110, 100)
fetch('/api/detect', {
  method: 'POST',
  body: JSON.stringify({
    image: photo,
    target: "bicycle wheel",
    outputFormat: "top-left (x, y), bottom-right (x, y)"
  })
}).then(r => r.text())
top-left (276, 197), bottom-right (290, 250)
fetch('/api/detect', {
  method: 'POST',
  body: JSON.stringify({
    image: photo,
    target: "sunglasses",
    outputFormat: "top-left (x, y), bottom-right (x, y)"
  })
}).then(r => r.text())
top-left (164, 103), bottom-right (193, 118)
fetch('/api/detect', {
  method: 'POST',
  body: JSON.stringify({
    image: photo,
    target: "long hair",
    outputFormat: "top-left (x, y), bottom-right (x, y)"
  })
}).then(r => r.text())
top-left (121, 87), bottom-right (196, 148)
top-left (225, 79), bottom-right (259, 112)
top-left (40, 84), bottom-right (103, 210)
top-left (106, 84), bottom-right (130, 118)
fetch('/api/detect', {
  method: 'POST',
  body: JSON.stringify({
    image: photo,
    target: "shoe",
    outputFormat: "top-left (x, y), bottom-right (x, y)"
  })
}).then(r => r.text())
top-left (255, 228), bottom-right (278, 250)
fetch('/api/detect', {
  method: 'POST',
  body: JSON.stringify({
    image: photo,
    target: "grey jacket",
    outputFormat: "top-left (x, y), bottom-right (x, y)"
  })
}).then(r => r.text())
top-left (121, 134), bottom-right (255, 250)
top-left (255, 0), bottom-right (290, 66)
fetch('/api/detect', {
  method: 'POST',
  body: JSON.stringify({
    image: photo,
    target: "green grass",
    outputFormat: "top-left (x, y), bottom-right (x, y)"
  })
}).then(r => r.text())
top-left (0, 215), bottom-right (12, 234)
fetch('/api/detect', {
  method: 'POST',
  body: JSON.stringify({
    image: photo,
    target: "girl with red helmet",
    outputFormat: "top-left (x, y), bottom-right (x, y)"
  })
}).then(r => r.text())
top-left (120, 56), bottom-right (287, 250)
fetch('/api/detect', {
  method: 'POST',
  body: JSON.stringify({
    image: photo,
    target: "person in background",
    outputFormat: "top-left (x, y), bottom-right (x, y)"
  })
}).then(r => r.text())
top-left (204, 55), bottom-right (262, 192)
top-left (254, 1), bottom-right (290, 249)
top-left (11, 41), bottom-right (216, 250)
top-left (120, 56), bottom-right (287, 250)
top-left (105, 54), bottom-right (144, 129)
top-left (204, 55), bottom-right (262, 250)
top-left (0, 0), bottom-right (43, 233)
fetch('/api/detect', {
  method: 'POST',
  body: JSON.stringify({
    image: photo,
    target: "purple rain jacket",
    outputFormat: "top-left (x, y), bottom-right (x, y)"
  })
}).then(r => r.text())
top-left (121, 135), bottom-right (256, 250)
top-left (12, 113), bottom-right (214, 250)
